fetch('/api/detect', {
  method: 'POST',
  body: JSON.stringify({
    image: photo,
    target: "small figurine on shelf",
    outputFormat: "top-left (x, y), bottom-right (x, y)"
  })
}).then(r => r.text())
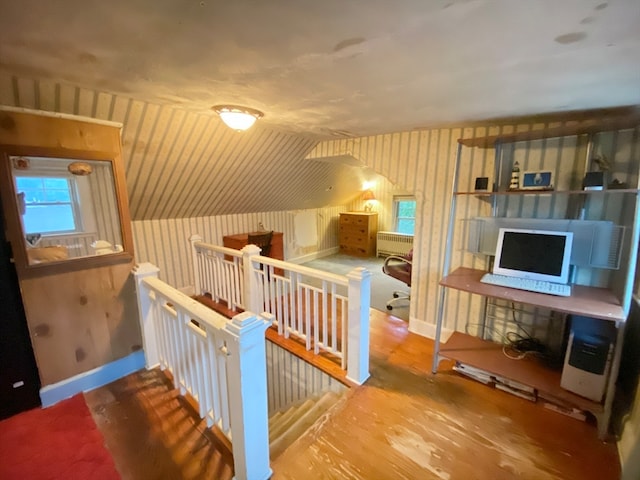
top-left (509, 161), bottom-right (520, 190)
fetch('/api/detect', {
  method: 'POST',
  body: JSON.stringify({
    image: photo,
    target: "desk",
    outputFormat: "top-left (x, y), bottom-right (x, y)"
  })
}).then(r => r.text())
top-left (222, 231), bottom-right (284, 260)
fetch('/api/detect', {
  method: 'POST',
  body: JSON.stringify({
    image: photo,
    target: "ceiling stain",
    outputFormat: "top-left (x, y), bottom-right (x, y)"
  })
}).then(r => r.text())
top-left (554, 32), bottom-right (587, 44)
top-left (595, 3), bottom-right (608, 10)
top-left (580, 16), bottom-right (595, 24)
top-left (78, 52), bottom-right (98, 64)
top-left (333, 37), bottom-right (366, 53)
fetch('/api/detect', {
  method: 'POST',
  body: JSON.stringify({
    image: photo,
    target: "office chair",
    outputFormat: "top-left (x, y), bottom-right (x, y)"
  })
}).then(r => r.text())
top-left (382, 250), bottom-right (412, 310)
top-left (247, 231), bottom-right (273, 257)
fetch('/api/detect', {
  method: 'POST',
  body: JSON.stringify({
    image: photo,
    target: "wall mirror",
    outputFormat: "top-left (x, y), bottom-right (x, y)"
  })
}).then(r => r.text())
top-left (0, 153), bottom-right (133, 269)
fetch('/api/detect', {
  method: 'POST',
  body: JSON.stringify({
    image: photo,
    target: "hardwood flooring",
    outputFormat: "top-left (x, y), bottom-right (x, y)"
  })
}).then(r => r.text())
top-left (86, 309), bottom-right (620, 480)
top-left (85, 369), bottom-right (234, 480)
top-left (273, 310), bottom-right (620, 480)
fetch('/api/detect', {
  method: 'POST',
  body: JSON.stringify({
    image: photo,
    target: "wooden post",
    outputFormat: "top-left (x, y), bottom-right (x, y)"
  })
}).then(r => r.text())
top-left (241, 244), bottom-right (262, 315)
top-left (189, 234), bottom-right (203, 296)
top-left (132, 262), bottom-right (161, 369)
top-left (223, 311), bottom-right (274, 480)
top-left (346, 267), bottom-right (371, 385)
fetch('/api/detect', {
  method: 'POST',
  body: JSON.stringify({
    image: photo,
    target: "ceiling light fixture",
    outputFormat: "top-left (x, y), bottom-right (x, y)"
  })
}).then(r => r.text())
top-left (212, 105), bottom-right (264, 131)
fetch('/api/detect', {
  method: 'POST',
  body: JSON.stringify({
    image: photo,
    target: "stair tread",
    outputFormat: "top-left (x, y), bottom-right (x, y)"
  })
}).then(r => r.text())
top-left (269, 398), bottom-right (316, 442)
top-left (269, 391), bottom-right (342, 457)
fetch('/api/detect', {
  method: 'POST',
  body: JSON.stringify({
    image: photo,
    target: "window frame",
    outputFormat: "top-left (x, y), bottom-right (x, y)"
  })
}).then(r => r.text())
top-left (15, 172), bottom-right (84, 236)
top-left (393, 195), bottom-right (416, 235)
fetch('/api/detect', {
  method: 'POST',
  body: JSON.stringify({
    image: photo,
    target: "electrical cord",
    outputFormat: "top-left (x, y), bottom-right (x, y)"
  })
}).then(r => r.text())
top-left (465, 318), bottom-right (552, 362)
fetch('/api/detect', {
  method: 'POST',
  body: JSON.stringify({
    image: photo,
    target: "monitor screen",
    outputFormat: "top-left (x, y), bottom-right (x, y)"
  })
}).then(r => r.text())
top-left (493, 228), bottom-right (573, 284)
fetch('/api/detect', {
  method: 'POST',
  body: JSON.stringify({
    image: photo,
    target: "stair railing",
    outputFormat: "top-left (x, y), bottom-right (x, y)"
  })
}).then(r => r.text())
top-left (190, 234), bottom-right (371, 385)
top-left (133, 263), bottom-right (272, 480)
top-left (191, 235), bottom-right (245, 312)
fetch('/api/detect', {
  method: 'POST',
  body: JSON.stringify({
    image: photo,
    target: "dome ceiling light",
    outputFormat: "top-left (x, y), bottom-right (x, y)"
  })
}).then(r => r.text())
top-left (212, 105), bottom-right (264, 131)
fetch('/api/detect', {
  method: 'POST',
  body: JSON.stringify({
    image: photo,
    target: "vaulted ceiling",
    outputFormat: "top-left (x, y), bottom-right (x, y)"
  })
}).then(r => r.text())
top-left (1, 1), bottom-right (639, 219)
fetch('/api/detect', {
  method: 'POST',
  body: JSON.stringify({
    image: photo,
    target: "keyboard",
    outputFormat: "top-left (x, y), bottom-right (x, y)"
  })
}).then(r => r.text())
top-left (480, 273), bottom-right (571, 297)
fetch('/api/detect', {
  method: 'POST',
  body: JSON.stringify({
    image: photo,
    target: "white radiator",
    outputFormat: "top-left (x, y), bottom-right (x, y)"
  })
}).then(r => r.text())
top-left (376, 231), bottom-right (413, 257)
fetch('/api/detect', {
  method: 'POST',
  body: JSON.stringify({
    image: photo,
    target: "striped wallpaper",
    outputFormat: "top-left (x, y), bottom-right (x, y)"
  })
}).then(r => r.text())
top-left (2, 72), bottom-right (638, 340)
top-left (0, 73), bottom-right (346, 220)
top-left (132, 205), bottom-right (346, 290)
top-left (308, 124), bottom-right (640, 337)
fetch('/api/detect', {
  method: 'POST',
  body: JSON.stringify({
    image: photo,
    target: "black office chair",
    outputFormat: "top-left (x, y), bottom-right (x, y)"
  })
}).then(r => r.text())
top-left (247, 231), bottom-right (273, 257)
top-left (382, 250), bottom-right (412, 310)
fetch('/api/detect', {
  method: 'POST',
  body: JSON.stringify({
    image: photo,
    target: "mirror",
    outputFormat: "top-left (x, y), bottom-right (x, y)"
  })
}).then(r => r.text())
top-left (4, 155), bottom-right (130, 267)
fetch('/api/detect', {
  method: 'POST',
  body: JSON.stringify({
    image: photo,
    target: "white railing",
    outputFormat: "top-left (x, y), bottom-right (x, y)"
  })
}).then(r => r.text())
top-left (190, 234), bottom-right (372, 385)
top-left (191, 238), bottom-right (245, 311)
top-left (133, 263), bottom-right (272, 480)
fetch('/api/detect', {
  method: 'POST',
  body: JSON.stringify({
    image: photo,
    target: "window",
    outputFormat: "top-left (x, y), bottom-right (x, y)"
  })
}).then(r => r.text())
top-left (15, 175), bottom-right (81, 235)
top-left (394, 196), bottom-right (416, 235)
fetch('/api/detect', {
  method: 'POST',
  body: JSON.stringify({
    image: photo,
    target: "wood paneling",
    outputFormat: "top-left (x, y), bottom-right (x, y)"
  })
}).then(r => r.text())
top-left (0, 110), bottom-right (139, 386)
top-left (21, 261), bottom-right (140, 384)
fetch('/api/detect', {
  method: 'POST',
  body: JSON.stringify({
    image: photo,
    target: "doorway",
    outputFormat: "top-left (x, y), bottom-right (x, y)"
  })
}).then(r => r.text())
top-left (0, 196), bottom-right (41, 419)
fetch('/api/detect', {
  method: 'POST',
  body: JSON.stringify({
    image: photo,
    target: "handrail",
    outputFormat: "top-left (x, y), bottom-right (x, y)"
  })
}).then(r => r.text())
top-left (133, 263), bottom-right (272, 480)
top-left (189, 234), bottom-right (371, 385)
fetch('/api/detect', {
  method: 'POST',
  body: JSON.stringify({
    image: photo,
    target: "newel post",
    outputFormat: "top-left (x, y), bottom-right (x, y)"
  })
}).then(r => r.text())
top-left (241, 244), bottom-right (262, 315)
top-left (346, 267), bottom-right (372, 385)
top-left (132, 262), bottom-right (161, 369)
top-left (224, 311), bottom-right (274, 480)
top-left (189, 234), bottom-right (203, 296)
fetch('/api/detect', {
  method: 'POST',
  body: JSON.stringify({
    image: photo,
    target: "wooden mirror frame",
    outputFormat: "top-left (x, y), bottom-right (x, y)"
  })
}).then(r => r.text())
top-left (0, 109), bottom-right (134, 274)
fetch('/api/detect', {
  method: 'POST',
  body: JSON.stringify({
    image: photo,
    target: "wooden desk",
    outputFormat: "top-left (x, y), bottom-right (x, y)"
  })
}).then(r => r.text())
top-left (222, 231), bottom-right (284, 260)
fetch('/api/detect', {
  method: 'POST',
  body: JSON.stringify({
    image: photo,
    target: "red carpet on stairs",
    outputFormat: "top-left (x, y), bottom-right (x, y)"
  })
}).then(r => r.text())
top-left (0, 393), bottom-right (120, 480)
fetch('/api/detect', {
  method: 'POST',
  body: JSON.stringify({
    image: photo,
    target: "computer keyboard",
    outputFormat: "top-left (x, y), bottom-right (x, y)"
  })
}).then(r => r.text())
top-left (480, 273), bottom-right (571, 297)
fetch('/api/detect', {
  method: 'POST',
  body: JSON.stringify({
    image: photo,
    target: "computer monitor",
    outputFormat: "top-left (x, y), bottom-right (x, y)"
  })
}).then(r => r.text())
top-left (493, 228), bottom-right (573, 284)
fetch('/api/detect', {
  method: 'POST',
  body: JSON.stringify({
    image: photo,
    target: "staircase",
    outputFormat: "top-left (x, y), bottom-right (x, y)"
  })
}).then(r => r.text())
top-left (269, 390), bottom-right (343, 459)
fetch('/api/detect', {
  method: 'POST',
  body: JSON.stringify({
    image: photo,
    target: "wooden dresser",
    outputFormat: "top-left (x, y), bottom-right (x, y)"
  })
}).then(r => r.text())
top-left (339, 212), bottom-right (378, 257)
top-left (222, 231), bottom-right (284, 260)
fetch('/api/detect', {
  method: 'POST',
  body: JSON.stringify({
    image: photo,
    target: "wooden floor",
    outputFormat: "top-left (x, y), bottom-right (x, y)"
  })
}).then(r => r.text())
top-left (85, 369), bottom-right (235, 480)
top-left (86, 309), bottom-right (620, 480)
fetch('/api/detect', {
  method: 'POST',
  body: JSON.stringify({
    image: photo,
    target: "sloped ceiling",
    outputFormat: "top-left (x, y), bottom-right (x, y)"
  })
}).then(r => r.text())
top-left (1, 1), bottom-right (639, 218)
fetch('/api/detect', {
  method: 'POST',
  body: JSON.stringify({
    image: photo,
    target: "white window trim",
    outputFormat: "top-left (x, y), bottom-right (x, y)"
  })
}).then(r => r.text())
top-left (393, 195), bottom-right (416, 233)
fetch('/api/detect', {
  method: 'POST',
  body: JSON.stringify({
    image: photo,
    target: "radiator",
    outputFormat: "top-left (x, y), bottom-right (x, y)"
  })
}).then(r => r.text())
top-left (376, 231), bottom-right (413, 257)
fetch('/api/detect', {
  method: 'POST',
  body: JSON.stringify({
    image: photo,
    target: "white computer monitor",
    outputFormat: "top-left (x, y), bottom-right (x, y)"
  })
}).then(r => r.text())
top-left (493, 228), bottom-right (573, 284)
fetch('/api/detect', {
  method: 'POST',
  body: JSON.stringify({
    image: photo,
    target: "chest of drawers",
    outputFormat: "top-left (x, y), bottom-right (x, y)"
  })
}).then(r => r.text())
top-left (339, 212), bottom-right (378, 257)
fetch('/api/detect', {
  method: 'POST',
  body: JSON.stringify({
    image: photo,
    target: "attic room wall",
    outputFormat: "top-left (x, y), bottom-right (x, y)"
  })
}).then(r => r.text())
top-left (132, 205), bottom-right (345, 290)
top-left (0, 110), bottom-right (139, 387)
top-left (308, 122), bottom-right (640, 339)
top-left (0, 74), bottom-right (323, 221)
top-left (347, 174), bottom-right (410, 232)
top-left (309, 128), bottom-right (460, 336)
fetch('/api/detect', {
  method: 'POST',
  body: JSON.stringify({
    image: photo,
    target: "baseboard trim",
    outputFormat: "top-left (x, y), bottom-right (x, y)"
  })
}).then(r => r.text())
top-left (40, 350), bottom-right (146, 407)
top-left (287, 247), bottom-right (340, 265)
top-left (408, 318), bottom-right (454, 342)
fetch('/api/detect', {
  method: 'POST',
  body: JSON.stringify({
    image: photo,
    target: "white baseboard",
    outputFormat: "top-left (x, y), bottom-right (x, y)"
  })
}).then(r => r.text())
top-left (287, 247), bottom-right (340, 265)
top-left (39, 350), bottom-right (145, 407)
top-left (408, 317), bottom-right (454, 342)
top-left (179, 285), bottom-right (195, 296)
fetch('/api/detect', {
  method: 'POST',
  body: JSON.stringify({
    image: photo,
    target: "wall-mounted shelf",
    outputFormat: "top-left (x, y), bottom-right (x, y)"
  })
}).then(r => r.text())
top-left (458, 188), bottom-right (640, 197)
